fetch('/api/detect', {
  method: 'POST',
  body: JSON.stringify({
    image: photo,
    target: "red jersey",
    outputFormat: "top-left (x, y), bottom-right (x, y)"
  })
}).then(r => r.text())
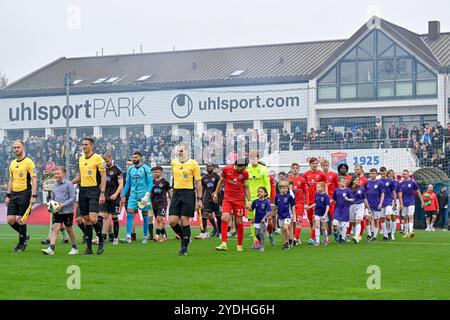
top-left (303, 169), bottom-right (327, 204)
top-left (287, 175), bottom-right (309, 204)
top-left (269, 175), bottom-right (276, 203)
top-left (324, 171), bottom-right (339, 197)
top-left (221, 165), bottom-right (249, 203)
top-left (358, 175), bottom-right (368, 188)
top-left (422, 191), bottom-right (439, 212)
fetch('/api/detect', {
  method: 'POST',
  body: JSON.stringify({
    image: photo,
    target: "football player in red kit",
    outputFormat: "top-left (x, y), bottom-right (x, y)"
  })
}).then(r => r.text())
top-left (303, 157), bottom-right (327, 245)
top-left (287, 163), bottom-right (309, 246)
top-left (321, 159), bottom-right (339, 231)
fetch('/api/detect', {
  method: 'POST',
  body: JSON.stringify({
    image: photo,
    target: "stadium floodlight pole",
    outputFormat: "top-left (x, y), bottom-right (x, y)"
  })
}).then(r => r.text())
top-left (64, 72), bottom-right (72, 180)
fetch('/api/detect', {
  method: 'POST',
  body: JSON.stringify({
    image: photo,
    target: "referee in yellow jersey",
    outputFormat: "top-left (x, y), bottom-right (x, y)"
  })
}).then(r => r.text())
top-left (169, 143), bottom-right (203, 256)
top-left (5, 140), bottom-right (37, 253)
top-left (71, 137), bottom-right (107, 255)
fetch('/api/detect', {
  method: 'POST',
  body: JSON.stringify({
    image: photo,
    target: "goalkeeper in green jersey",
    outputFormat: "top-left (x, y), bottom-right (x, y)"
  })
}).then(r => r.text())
top-left (247, 150), bottom-right (271, 245)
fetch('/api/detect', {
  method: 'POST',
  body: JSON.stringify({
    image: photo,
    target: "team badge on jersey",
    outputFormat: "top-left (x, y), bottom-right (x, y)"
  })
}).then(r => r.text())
top-left (19, 173), bottom-right (23, 177)
top-left (88, 170), bottom-right (93, 175)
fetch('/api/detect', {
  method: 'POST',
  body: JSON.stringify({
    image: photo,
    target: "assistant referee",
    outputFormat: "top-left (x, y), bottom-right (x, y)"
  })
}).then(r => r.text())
top-left (5, 140), bottom-right (37, 253)
top-left (71, 137), bottom-right (107, 255)
top-left (169, 143), bottom-right (203, 256)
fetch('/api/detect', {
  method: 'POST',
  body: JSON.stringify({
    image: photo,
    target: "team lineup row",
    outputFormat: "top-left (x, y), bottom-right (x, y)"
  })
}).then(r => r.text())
top-left (4, 137), bottom-right (424, 255)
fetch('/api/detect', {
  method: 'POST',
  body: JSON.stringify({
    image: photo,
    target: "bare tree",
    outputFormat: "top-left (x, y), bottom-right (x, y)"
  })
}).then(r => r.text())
top-left (0, 71), bottom-right (8, 88)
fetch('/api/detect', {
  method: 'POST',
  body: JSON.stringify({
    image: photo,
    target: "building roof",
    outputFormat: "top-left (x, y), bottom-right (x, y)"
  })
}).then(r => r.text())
top-left (2, 16), bottom-right (450, 98)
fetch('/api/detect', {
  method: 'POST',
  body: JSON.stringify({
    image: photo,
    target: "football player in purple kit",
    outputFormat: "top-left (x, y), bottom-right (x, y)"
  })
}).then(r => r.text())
top-left (364, 168), bottom-right (385, 242)
top-left (387, 169), bottom-right (400, 240)
top-left (330, 176), bottom-right (353, 244)
top-left (274, 181), bottom-right (296, 250)
top-left (306, 182), bottom-right (330, 246)
top-left (398, 169), bottom-right (425, 239)
top-left (379, 167), bottom-right (397, 241)
top-left (349, 176), bottom-right (365, 244)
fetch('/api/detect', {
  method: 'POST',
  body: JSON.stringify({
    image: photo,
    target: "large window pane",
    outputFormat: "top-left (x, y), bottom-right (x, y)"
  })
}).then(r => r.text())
top-left (343, 48), bottom-right (356, 60)
top-left (76, 127), bottom-right (93, 138)
top-left (395, 45), bottom-right (409, 57)
top-left (378, 82), bottom-right (395, 97)
top-left (358, 61), bottom-right (374, 82)
top-left (340, 85), bottom-right (357, 99)
top-left (378, 60), bottom-right (395, 80)
top-left (29, 129), bottom-right (45, 137)
top-left (377, 31), bottom-right (395, 56)
top-left (318, 86), bottom-right (337, 100)
top-left (416, 80), bottom-right (437, 96)
top-left (102, 127), bottom-right (120, 139)
top-left (396, 81), bottom-right (413, 97)
top-left (416, 62), bottom-right (436, 80)
top-left (396, 59), bottom-right (412, 80)
top-left (319, 66), bottom-right (337, 84)
top-left (379, 45), bottom-right (395, 57)
top-left (358, 32), bottom-right (375, 57)
top-left (357, 83), bottom-right (375, 98)
top-left (340, 62), bottom-right (356, 83)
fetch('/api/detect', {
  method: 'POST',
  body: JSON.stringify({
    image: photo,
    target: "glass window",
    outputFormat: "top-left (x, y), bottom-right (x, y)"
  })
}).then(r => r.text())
top-left (318, 86), bottom-right (337, 100)
top-left (340, 85), bottom-right (357, 99)
top-left (76, 127), bottom-right (93, 138)
top-left (102, 127), bottom-right (120, 139)
top-left (262, 121), bottom-right (284, 132)
top-left (378, 82), bottom-right (395, 97)
top-left (343, 48), bottom-right (356, 60)
top-left (396, 81), bottom-right (413, 97)
top-left (377, 31), bottom-right (395, 56)
top-left (291, 120), bottom-right (307, 134)
top-left (233, 121), bottom-right (253, 132)
top-left (395, 45), bottom-right (409, 57)
top-left (358, 61), bottom-right (374, 82)
top-left (379, 45), bottom-right (395, 57)
top-left (7, 130), bottom-right (24, 140)
top-left (340, 62), bottom-right (356, 83)
top-left (206, 123), bottom-right (227, 135)
top-left (416, 62), bottom-right (436, 80)
top-left (29, 129), bottom-right (45, 137)
top-left (416, 80), bottom-right (437, 96)
top-left (358, 83), bottom-right (375, 98)
top-left (153, 124), bottom-right (172, 137)
top-left (320, 117), bottom-right (376, 131)
top-left (396, 59), bottom-right (412, 80)
top-left (319, 66), bottom-right (337, 84)
top-left (378, 60), bottom-right (395, 80)
top-left (53, 128), bottom-right (67, 136)
top-left (127, 125), bottom-right (144, 136)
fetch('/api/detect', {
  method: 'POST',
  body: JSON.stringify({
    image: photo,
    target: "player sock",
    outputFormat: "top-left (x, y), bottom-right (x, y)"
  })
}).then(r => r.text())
top-left (311, 228), bottom-right (316, 240)
top-left (391, 220), bottom-right (397, 236)
top-left (171, 223), bottom-right (182, 239)
top-left (162, 228), bottom-right (167, 237)
top-left (267, 223), bottom-right (273, 235)
top-left (216, 216), bottom-right (222, 233)
top-left (355, 223), bottom-right (361, 238)
top-left (315, 228), bottom-right (320, 243)
top-left (149, 223), bottom-right (154, 239)
top-left (294, 228), bottom-right (301, 240)
top-left (373, 227), bottom-right (379, 238)
top-left (19, 224), bottom-right (27, 245)
top-left (208, 216), bottom-right (217, 233)
top-left (366, 223), bottom-right (372, 235)
top-left (360, 219), bottom-right (366, 236)
top-left (126, 213), bottom-right (134, 237)
top-left (50, 244), bottom-right (55, 251)
top-left (250, 222), bottom-right (257, 242)
top-left (409, 222), bottom-right (414, 233)
top-left (381, 222), bottom-right (387, 237)
top-left (237, 223), bottom-right (244, 246)
top-left (323, 229), bottom-right (328, 241)
top-left (10, 221), bottom-right (21, 233)
top-left (71, 244), bottom-right (77, 250)
top-left (346, 223), bottom-right (352, 236)
top-left (112, 217), bottom-right (119, 239)
top-left (85, 224), bottom-right (93, 249)
top-left (181, 225), bottom-right (191, 248)
top-left (77, 222), bottom-right (86, 235)
top-left (97, 215), bottom-right (104, 228)
top-left (93, 221), bottom-right (104, 243)
top-left (202, 218), bottom-right (208, 233)
top-left (221, 221), bottom-right (228, 242)
top-left (340, 225), bottom-right (347, 239)
top-left (143, 215), bottom-right (149, 238)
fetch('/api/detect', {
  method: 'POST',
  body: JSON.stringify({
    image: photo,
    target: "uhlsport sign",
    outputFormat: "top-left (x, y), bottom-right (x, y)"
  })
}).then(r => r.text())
top-left (0, 84), bottom-right (308, 129)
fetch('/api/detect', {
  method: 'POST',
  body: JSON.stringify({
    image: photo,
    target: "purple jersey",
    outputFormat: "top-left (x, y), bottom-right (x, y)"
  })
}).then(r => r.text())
top-left (380, 178), bottom-right (396, 207)
top-left (352, 187), bottom-right (366, 205)
top-left (399, 179), bottom-right (419, 206)
top-left (332, 187), bottom-right (352, 222)
top-left (251, 198), bottom-right (272, 224)
top-left (365, 179), bottom-right (384, 211)
top-left (314, 192), bottom-right (330, 216)
top-left (275, 193), bottom-right (295, 219)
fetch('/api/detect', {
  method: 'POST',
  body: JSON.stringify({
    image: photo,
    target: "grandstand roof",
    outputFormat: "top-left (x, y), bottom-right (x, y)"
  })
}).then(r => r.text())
top-left (1, 16), bottom-right (450, 98)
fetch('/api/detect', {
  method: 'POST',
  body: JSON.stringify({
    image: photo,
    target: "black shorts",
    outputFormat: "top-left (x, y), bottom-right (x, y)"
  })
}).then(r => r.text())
top-left (7, 190), bottom-right (31, 216)
top-left (52, 213), bottom-right (74, 227)
top-left (154, 207), bottom-right (167, 217)
top-left (425, 211), bottom-right (437, 218)
top-left (203, 201), bottom-right (220, 214)
top-left (169, 189), bottom-right (196, 217)
top-left (78, 186), bottom-right (100, 216)
top-left (99, 199), bottom-right (120, 214)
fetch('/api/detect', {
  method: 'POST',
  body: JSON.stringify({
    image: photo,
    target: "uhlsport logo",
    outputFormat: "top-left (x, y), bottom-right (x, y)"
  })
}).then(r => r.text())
top-left (171, 94), bottom-right (193, 119)
top-left (331, 152), bottom-right (347, 171)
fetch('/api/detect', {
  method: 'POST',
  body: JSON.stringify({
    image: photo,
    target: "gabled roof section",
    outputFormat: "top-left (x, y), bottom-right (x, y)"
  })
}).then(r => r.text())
top-left (313, 16), bottom-right (444, 78)
top-left (421, 32), bottom-right (450, 68)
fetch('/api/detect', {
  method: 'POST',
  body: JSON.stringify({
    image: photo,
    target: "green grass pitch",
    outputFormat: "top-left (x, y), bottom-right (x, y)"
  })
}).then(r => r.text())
top-left (0, 225), bottom-right (449, 300)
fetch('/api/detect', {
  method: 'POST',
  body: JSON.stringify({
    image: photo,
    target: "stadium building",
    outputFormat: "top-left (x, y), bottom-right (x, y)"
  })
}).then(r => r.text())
top-left (0, 16), bottom-right (449, 166)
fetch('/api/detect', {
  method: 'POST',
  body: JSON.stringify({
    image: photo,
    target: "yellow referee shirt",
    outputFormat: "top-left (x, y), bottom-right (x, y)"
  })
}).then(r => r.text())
top-left (9, 156), bottom-right (36, 192)
top-left (78, 153), bottom-right (105, 187)
top-left (171, 158), bottom-right (201, 190)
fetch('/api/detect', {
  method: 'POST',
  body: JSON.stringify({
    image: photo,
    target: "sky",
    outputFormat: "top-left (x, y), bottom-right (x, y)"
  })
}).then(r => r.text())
top-left (1, 0), bottom-right (449, 83)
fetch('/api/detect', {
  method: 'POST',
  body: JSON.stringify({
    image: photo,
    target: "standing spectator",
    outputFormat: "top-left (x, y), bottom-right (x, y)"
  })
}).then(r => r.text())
top-left (432, 128), bottom-right (444, 157)
top-left (306, 128), bottom-right (317, 150)
top-left (343, 127), bottom-right (354, 149)
top-left (410, 125), bottom-right (421, 140)
top-left (436, 186), bottom-right (448, 231)
top-left (372, 119), bottom-right (387, 148)
top-left (398, 124), bottom-right (409, 148)
top-left (334, 128), bottom-right (344, 147)
top-left (444, 123), bottom-right (450, 145)
top-left (388, 122), bottom-right (399, 148)
top-left (279, 129), bottom-right (291, 151)
top-left (291, 127), bottom-right (303, 151)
